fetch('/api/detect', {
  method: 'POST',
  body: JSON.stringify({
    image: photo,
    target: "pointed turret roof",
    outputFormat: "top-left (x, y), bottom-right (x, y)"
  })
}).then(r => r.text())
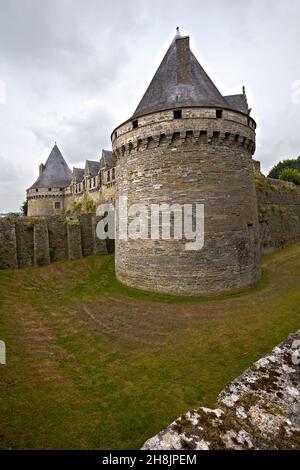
top-left (85, 160), bottom-right (100, 177)
top-left (132, 32), bottom-right (229, 118)
top-left (29, 144), bottom-right (72, 189)
top-left (100, 150), bottom-right (116, 169)
top-left (72, 167), bottom-right (85, 183)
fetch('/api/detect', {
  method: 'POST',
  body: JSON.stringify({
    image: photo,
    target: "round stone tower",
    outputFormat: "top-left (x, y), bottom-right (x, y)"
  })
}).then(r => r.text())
top-left (27, 143), bottom-right (72, 216)
top-left (112, 31), bottom-right (261, 296)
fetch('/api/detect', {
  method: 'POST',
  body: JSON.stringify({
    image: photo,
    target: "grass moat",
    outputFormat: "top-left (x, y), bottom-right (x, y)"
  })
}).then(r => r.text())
top-left (0, 243), bottom-right (300, 449)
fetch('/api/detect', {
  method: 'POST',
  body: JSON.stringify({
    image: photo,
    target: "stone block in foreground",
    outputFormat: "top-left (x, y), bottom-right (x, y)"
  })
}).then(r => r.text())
top-left (142, 331), bottom-right (300, 450)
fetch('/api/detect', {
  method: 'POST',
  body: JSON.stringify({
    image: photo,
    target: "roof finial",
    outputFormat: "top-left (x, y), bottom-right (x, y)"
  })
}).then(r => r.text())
top-left (176, 26), bottom-right (181, 37)
top-left (242, 85), bottom-right (246, 96)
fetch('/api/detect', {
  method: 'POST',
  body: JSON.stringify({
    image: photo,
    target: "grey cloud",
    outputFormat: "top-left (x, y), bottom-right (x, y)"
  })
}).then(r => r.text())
top-left (31, 105), bottom-right (114, 165)
top-left (0, 0), bottom-right (300, 212)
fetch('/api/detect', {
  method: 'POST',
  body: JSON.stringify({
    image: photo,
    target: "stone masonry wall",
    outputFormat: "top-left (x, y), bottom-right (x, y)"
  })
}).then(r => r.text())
top-left (1, 174), bottom-right (300, 270)
top-left (0, 215), bottom-right (108, 270)
top-left (142, 330), bottom-right (300, 450)
top-left (113, 107), bottom-right (260, 297)
top-left (0, 218), bottom-right (18, 269)
top-left (256, 176), bottom-right (300, 253)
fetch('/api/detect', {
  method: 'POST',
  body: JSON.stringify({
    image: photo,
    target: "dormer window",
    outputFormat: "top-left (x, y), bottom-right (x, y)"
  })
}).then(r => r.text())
top-left (216, 109), bottom-right (222, 119)
top-left (173, 110), bottom-right (182, 119)
top-left (132, 120), bottom-right (138, 129)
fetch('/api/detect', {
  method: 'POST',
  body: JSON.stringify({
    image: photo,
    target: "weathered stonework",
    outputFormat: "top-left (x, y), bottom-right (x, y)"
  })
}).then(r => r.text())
top-left (256, 176), bottom-right (300, 253)
top-left (0, 218), bottom-right (18, 269)
top-left (113, 108), bottom-right (261, 296)
top-left (33, 218), bottom-right (50, 266)
top-left (47, 215), bottom-right (68, 262)
top-left (142, 331), bottom-right (300, 450)
top-left (0, 216), bottom-right (110, 270)
top-left (15, 219), bottom-right (34, 268)
top-left (66, 218), bottom-right (83, 261)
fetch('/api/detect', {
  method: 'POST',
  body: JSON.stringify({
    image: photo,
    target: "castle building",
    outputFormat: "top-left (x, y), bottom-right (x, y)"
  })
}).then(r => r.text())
top-left (112, 30), bottom-right (261, 296)
top-left (27, 146), bottom-right (116, 216)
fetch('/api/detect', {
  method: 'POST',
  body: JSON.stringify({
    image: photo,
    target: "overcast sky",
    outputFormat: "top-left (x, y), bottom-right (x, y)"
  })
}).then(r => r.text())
top-left (0, 0), bottom-right (300, 212)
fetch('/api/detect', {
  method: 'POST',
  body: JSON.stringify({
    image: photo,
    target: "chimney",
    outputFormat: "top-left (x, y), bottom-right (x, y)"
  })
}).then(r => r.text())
top-left (176, 36), bottom-right (192, 85)
top-left (39, 163), bottom-right (44, 175)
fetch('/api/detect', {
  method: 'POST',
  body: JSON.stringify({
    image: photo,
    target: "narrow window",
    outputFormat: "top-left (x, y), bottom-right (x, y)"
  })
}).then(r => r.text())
top-left (132, 120), bottom-right (138, 129)
top-left (112, 168), bottom-right (115, 179)
top-left (35, 188), bottom-right (38, 192)
top-left (247, 223), bottom-right (254, 228)
top-left (216, 109), bottom-right (223, 119)
top-left (107, 170), bottom-right (110, 182)
top-left (173, 110), bottom-right (182, 119)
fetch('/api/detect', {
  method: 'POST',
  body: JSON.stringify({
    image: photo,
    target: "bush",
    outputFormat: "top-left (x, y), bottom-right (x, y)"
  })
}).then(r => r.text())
top-left (268, 156), bottom-right (300, 179)
top-left (279, 168), bottom-right (300, 185)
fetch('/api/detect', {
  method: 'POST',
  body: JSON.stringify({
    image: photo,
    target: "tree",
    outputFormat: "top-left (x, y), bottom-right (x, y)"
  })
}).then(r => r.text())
top-left (268, 156), bottom-right (300, 179)
top-left (20, 200), bottom-right (28, 216)
top-left (279, 168), bottom-right (300, 185)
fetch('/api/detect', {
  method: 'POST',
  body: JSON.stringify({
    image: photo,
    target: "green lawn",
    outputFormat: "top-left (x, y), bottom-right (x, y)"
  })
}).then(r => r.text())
top-left (0, 243), bottom-right (300, 449)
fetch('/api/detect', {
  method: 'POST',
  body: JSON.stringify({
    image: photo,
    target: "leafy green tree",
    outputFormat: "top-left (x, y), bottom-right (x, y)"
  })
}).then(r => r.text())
top-left (279, 168), bottom-right (300, 185)
top-left (20, 200), bottom-right (28, 216)
top-left (84, 199), bottom-right (96, 213)
top-left (268, 156), bottom-right (300, 179)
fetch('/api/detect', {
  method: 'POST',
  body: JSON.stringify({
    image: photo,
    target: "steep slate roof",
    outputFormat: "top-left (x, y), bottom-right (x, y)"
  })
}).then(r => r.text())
top-left (29, 144), bottom-right (72, 189)
top-left (72, 167), bottom-right (85, 182)
top-left (132, 34), bottom-right (229, 118)
top-left (85, 160), bottom-right (100, 176)
top-left (224, 94), bottom-right (249, 114)
top-left (100, 150), bottom-right (116, 169)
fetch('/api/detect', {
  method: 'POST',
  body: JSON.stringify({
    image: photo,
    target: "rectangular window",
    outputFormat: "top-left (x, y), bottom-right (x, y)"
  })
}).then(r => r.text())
top-left (216, 109), bottom-right (222, 119)
top-left (132, 120), bottom-right (138, 129)
top-left (112, 168), bottom-right (115, 179)
top-left (54, 202), bottom-right (61, 209)
top-left (173, 110), bottom-right (182, 119)
top-left (107, 170), bottom-right (110, 182)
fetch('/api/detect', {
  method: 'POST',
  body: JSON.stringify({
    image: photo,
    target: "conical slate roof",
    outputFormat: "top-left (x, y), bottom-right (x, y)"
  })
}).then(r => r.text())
top-left (132, 33), bottom-right (229, 118)
top-left (29, 144), bottom-right (72, 189)
top-left (224, 94), bottom-right (249, 114)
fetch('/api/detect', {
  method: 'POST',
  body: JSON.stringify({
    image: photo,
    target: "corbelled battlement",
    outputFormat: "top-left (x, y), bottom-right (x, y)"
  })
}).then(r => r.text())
top-left (112, 107), bottom-right (256, 159)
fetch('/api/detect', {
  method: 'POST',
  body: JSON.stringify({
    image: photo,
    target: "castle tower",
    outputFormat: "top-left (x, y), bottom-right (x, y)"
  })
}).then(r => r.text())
top-left (27, 143), bottom-right (72, 216)
top-left (112, 32), bottom-right (261, 296)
